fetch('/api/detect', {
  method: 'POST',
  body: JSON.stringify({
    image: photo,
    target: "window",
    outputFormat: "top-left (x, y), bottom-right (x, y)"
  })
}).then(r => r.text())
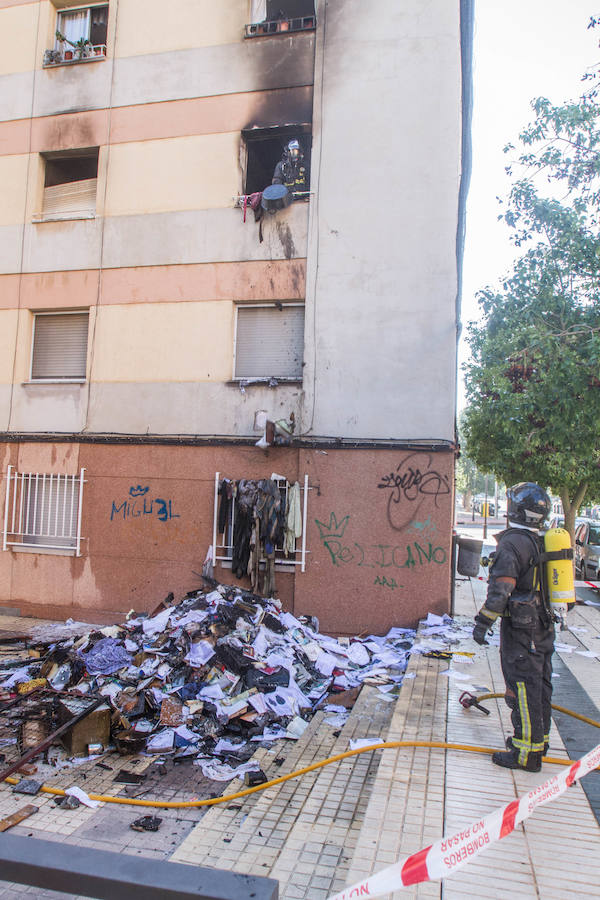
top-left (55, 4), bottom-right (108, 59)
top-left (589, 526), bottom-right (600, 545)
top-left (40, 148), bottom-right (98, 221)
top-left (246, 0), bottom-right (315, 35)
top-left (2, 467), bottom-right (86, 555)
top-left (234, 304), bottom-right (304, 380)
top-left (31, 311), bottom-right (89, 382)
top-left (243, 127), bottom-right (310, 196)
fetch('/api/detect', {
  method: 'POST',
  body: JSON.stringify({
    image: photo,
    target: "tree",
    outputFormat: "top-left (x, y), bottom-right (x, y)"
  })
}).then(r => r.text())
top-left (465, 40), bottom-right (600, 543)
top-left (464, 214), bottom-right (600, 541)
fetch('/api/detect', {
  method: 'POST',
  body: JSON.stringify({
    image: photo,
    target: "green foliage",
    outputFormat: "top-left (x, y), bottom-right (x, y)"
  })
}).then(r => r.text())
top-left (465, 88), bottom-right (600, 530)
top-left (464, 223), bottom-right (600, 536)
top-left (55, 29), bottom-right (92, 58)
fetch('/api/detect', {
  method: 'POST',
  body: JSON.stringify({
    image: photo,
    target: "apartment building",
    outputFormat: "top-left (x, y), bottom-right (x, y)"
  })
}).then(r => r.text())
top-left (0, 0), bottom-right (473, 633)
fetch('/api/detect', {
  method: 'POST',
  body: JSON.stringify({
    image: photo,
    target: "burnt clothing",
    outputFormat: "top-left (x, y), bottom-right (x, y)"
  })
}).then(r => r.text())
top-left (272, 159), bottom-right (308, 192)
top-left (231, 480), bottom-right (259, 579)
top-left (477, 526), bottom-right (555, 766)
top-left (217, 479), bottom-right (233, 535)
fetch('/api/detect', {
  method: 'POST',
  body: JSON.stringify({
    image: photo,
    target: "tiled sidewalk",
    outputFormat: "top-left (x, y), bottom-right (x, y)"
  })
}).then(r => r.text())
top-left (172, 579), bottom-right (600, 898)
top-left (2, 583), bottom-right (600, 899)
top-left (172, 685), bottom-right (400, 899)
top-left (443, 579), bottom-right (600, 899)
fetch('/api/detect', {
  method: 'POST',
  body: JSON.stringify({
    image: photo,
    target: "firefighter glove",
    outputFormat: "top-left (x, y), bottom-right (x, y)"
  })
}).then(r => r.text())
top-left (473, 611), bottom-right (495, 645)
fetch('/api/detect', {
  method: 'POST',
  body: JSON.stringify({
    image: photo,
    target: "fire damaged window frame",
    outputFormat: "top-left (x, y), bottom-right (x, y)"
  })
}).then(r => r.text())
top-left (242, 124), bottom-right (311, 198)
top-left (231, 302), bottom-right (305, 385)
top-left (35, 147), bottom-right (100, 224)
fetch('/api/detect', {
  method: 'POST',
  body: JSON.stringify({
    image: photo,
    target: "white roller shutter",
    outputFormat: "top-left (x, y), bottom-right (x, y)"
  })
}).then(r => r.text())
top-left (235, 305), bottom-right (304, 378)
top-left (42, 178), bottom-right (97, 218)
top-left (31, 313), bottom-right (89, 380)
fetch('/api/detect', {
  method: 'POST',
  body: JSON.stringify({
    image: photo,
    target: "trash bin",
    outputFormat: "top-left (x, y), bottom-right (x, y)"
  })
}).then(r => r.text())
top-left (456, 536), bottom-right (483, 577)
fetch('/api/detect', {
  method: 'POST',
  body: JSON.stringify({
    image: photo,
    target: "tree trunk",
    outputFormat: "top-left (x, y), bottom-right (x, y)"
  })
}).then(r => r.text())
top-left (464, 489), bottom-right (472, 511)
top-left (560, 482), bottom-right (588, 547)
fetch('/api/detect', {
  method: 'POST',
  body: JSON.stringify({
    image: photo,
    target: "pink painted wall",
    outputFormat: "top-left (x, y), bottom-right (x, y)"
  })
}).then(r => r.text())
top-left (0, 442), bottom-right (454, 632)
top-left (294, 448), bottom-right (454, 634)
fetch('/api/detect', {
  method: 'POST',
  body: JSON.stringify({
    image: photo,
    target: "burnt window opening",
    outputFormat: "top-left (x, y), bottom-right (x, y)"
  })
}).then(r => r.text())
top-left (266, 0), bottom-right (314, 19)
top-left (44, 149), bottom-right (99, 188)
top-left (40, 148), bottom-right (99, 220)
top-left (243, 127), bottom-right (311, 196)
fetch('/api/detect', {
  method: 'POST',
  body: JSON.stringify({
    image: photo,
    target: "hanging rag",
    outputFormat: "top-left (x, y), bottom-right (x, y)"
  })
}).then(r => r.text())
top-left (284, 481), bottom-right (302, 557)
top-left (255, 479), bottom-right (284, 546)
top-left (218, 479), bottom-right (233, 535)
top-left (232, 480), bottom-right (259, 580)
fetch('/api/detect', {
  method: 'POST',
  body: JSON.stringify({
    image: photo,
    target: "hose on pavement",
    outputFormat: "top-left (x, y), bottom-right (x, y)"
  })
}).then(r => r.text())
top-left (2, 694), bottom-right (598, 810)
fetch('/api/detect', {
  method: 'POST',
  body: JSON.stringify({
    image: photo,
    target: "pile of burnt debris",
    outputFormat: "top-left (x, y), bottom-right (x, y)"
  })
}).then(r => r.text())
top-left (0, 580), bottom-right (415, 784)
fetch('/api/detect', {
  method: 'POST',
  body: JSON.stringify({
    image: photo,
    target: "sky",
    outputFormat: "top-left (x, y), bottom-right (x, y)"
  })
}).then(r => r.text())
top-left (458, 1), bottom-right (600, 407)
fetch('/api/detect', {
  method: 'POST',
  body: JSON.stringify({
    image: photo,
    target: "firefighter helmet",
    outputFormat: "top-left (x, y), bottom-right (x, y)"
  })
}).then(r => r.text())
top-left (507, 482), bottom-right (551, 528)
top-left (286, 139), bottom-right (301, 159)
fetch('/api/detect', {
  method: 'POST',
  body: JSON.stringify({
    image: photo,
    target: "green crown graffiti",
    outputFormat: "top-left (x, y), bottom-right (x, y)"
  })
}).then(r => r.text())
top-left (315, 512), bottom-right (350, 540)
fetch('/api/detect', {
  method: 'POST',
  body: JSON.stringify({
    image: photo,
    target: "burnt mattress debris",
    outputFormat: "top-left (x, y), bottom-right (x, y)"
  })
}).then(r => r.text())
top-left (0, 580), bottom-right (415, 777)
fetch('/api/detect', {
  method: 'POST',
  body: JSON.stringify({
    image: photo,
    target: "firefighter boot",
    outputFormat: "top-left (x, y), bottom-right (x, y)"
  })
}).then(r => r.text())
top-left (492, 748), bottom-right (542, 773)
top-left (505, 736), bottom-right (549, 755)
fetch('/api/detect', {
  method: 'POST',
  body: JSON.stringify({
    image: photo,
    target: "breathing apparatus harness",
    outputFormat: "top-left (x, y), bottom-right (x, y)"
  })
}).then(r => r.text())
top-left (490, 526), bottom-right (574, 628)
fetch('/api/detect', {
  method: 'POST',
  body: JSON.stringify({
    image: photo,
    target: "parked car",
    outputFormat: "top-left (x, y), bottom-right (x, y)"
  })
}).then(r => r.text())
top-left (574, 519), bottom-right (600, 580)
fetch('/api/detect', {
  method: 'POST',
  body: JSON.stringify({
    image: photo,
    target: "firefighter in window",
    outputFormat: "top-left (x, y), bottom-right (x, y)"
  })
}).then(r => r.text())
top-left (272, 139), bottom-right (308, 197)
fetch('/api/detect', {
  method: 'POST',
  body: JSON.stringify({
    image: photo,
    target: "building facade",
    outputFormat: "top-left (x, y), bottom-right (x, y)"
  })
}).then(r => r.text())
top-left (0, 0), bottom-right (473, 633)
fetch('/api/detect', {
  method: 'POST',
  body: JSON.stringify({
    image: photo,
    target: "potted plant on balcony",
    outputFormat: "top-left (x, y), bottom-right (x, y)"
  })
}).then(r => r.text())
top-left (43, 48), bottom-right (62, 65)
top-left (55, 30), bottom-right (93, 61)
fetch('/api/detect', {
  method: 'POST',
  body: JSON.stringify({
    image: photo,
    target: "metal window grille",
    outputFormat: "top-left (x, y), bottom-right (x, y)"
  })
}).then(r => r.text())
top-left (2, 467), bottom-right (86, 555)
top-left (212, 473), bottom-right (309, 572)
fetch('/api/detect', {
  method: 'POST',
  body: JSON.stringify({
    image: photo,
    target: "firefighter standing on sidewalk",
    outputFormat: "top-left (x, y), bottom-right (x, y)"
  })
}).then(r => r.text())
top-left (472, 482), bottom-right (554, 772)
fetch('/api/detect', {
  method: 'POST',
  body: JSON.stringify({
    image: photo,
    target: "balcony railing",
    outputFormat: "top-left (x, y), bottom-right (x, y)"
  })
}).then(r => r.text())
top-left (245, 16), bottom-right (316, 37)
top-left (43, 44), bottom-right (106, 66)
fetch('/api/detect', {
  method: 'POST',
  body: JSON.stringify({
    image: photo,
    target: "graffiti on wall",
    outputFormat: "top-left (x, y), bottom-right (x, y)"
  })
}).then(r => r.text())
top-left (110, 485), bottom-right (180, 524)
top-left (315, 510), bottom-right (447, 590)
top-left (378, 452), bottom-right (450, 532)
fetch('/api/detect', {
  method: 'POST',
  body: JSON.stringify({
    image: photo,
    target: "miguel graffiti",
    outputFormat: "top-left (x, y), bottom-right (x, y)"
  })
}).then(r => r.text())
top-left (110, 485), bottom-right (180, 524)
top-left (378, 452), bottom-right (450, 531)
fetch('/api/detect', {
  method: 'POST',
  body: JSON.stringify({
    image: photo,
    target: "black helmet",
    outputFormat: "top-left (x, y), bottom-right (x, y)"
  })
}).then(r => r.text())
top-left (507, 482), bottom-right (551, 528)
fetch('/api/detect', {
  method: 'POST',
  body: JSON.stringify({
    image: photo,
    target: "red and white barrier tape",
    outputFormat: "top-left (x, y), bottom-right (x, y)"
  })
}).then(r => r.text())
top-left (328, 741), bottom-right (600, 899)
top-left (575, 579), bottom-right (600, 589)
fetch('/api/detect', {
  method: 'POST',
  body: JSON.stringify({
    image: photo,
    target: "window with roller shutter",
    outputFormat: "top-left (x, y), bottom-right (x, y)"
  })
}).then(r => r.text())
top-left (30, 312), bottom-right (89, 382)
top-left (234, 304), bottom-right (304, 380)
top-left (39, 148), bottom-right (98, 221)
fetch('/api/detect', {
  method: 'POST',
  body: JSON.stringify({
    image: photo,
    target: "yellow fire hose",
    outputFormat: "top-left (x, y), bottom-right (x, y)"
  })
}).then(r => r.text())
top-left (1, 695), bottom-right (599, 810)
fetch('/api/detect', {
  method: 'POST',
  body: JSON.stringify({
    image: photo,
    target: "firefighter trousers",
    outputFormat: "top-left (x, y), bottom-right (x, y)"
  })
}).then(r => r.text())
top-left (500, 611), bottom-right (555, 765)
